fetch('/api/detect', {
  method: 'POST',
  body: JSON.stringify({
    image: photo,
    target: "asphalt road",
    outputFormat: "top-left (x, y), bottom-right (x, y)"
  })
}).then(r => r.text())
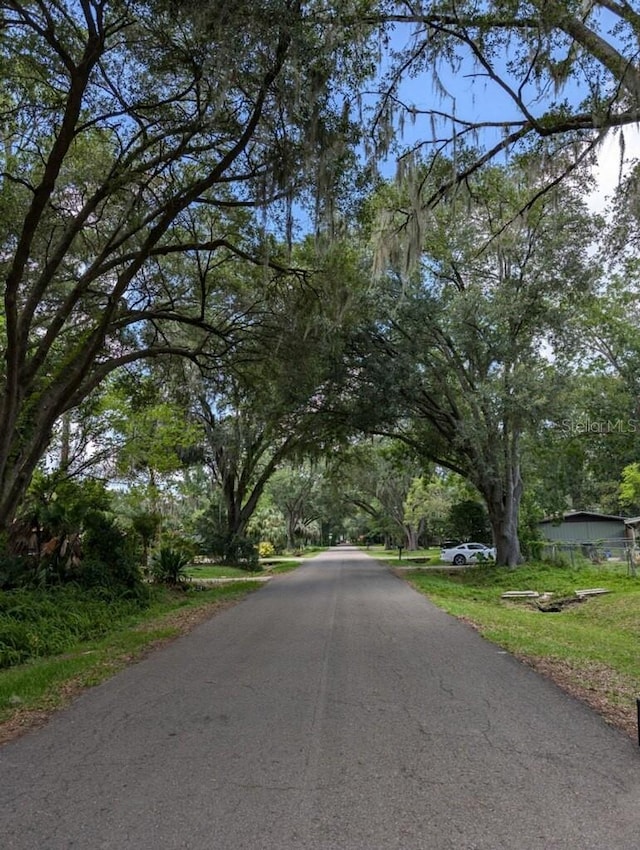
top-left (1, 547), bottom-right (639, 849)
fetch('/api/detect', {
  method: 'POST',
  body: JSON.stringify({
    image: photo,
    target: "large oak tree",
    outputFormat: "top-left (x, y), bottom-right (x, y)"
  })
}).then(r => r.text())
top-left (0, 0), bottom-right (367, 534)
top-left (357, 157), bottom-right (600, 565)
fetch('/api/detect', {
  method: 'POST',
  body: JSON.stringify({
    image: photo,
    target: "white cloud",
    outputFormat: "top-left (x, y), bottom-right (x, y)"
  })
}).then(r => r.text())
top-left (588, 124), bottom-right (640, 213)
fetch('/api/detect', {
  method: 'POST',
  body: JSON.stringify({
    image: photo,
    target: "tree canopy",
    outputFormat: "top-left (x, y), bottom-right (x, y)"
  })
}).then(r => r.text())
top-left (369, 1), bottom-right (640, 199)
top-left (0, 0), bottom-right (370, 531)
top-left (353, 157), bottom-right (600, 564)
top-left (3, 0), bottom-right (640, 573)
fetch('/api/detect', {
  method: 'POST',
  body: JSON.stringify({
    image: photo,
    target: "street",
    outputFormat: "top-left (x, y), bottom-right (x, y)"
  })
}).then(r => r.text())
top-left (1, 547), bottom-right (639, 849)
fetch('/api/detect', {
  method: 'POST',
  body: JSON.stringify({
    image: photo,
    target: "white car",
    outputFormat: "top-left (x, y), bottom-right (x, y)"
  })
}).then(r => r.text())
top-left (440, 542), bottom-right (496, 565)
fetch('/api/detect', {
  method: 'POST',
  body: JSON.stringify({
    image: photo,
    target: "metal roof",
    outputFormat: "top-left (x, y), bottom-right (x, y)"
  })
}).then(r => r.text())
top-left (539, 510), bottom-right (626, 524)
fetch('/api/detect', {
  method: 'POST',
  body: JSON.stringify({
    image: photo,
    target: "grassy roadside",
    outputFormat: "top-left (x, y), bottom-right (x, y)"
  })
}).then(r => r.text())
top-left (0, 581), bottom-right (262, 745)
top-left (363, 546), bottom-right (442, 566)
top-left (186, 558), bottom-right (302, 580)
top-left (372, 551), bottom-right (640, 739)
top-left (187, 564), bottom-right (252, 578)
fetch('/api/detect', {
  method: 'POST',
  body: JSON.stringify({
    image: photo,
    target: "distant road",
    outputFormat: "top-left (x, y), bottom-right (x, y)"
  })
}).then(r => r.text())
top-left (1, 547), bottom-right (639, 849)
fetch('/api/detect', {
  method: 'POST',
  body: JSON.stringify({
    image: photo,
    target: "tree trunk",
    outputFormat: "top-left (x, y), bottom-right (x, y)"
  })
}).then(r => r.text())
top-left (286, 517), bottom-right (296, 551)
top-left (488, 500), bottom-right (522, 567)
top-left (0, 425), bottom-right (55, 540)
top-left (482, 463), bottom-right (523, 568)
top-left (59, 412), bottom-right (71, 472)
top-left (405, 525), bottom-right (419, 551)
top-left (223, 481), bottom-right (246, 541)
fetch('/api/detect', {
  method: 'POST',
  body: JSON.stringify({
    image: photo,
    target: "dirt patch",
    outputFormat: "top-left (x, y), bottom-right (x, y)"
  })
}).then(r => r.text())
top-left (533, 596), bottom-right (585, 613)
top-left (0, 596), bottom-right (244, 747)
top-left (133, 596), bottom-right (241, 635)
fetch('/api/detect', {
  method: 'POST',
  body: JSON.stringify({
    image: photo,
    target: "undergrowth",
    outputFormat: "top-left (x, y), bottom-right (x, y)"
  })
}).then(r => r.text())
top-left (0, 586), bottom-right (151, 669)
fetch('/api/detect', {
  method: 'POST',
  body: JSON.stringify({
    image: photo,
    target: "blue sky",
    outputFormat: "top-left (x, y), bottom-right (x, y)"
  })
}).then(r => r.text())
top-left (368, 22), bottom-right (640, 210)
top-left (589, 126), bottom-right (640, 213)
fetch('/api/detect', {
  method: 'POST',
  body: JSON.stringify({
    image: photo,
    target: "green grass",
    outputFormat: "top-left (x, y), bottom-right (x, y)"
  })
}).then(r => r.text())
top-left (263, 559), bottom-right (302, 574)
top-left (186, 564), bottom-right (253, 579)
top-left (186, 558), bottom-right (302, 579)
top-left (365, 545), bottom-right (444, 565)
top-left (0, 586), bottom-right (155, 668)
top-left (0, 582), bottom-right (261, 732)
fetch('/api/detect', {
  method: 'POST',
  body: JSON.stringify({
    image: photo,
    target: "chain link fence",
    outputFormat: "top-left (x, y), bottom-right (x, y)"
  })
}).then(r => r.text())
top-left (540, 538), bottom-right (638, 576)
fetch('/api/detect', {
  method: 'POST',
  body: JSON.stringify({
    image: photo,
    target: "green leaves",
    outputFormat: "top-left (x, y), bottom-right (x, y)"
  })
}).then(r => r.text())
top-left (0, 0), bottom-right (372, 531)
top-left (620, 464), bottom-right (640, 511)
top-left (360, 155), bottom-right (602, 562)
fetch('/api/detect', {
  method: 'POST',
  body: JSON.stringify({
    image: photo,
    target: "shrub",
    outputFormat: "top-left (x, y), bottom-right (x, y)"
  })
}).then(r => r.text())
top-left (258, 541), bottom-right (275, 559)
top-left (158, 530), bottom-right (196, 560)
top-left (151, 546), bottom-right (191, 585)
top-left (522, 538), bottom-right (544, 560)
top-left (131, 510), bottom-right (162, 570)
top-left (0, 586), bottom-right (150, 669)
top-left (474, 551), bottom-right (495, 566)
top-left (0, 554), bottom-right (45, 590)
top-left (81, 512), bottom-right (142, 592)
top-left (227, 536), bottom-right (260, 571)
top-left (200, 531), bottom-right (260, 571)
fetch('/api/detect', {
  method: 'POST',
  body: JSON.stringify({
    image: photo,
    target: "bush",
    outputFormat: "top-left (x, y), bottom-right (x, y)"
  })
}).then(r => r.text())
top-left (228, 536), bottom-right (260, 571)
top-left (81, 512), bottom-right (142, 592)
top-left (0, 586), bottom-right (150, 669)
top-left (151, 546), bottom-right (191, 585)
top-left (0, 515), bottom-right (146, 596)
top-left (522, 538), bottom-right (544, 560)
top-left (258, 541), bottom-right (275, 559)
top-left (474, 551), bottom-right (495, 566)
top-left (158, 530), bottom-right (196, 560)
top-left (131, 510), bottom-right (162, 570)
top-left (200, 531), bottom-right (260, 571)
top-left (0, 554), bottom-right (45, 590)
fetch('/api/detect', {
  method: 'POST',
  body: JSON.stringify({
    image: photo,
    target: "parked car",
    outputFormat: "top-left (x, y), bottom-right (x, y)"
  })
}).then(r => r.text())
top-left (440, 542), bottom-right (496, 565)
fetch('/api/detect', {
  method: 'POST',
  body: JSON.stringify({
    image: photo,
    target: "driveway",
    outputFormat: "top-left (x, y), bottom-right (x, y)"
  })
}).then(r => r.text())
top-left (1, 547), bottom-right (638, 849)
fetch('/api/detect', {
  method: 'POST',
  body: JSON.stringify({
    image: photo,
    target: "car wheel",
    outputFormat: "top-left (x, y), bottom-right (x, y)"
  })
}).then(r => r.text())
top-left (453, 554), bottom-right (466, 565)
